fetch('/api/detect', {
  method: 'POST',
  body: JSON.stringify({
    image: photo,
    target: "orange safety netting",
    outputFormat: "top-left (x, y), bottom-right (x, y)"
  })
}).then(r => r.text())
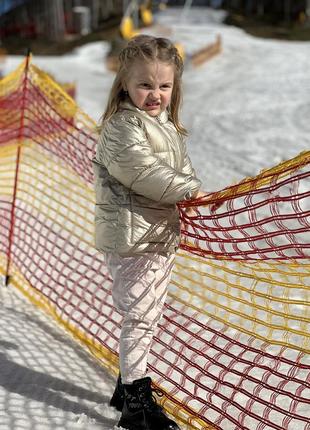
top-left (0, 58), bottom-right (309, 430)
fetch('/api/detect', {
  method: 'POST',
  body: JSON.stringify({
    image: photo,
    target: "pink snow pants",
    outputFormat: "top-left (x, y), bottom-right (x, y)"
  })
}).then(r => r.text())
top-left (105, 252), bottom-right (175, 384)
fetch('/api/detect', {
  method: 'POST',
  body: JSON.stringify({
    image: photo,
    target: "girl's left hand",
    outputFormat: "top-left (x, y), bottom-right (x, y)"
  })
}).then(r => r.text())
top-left (188, 190), bottom-right (224, 214)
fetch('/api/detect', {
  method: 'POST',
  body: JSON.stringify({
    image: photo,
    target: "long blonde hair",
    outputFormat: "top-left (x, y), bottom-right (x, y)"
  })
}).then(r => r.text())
top-left (99, 34), bottom-right (187, 135)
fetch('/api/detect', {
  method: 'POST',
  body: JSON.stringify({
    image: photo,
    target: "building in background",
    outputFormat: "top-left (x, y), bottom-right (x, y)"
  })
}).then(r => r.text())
top-left (0, 0), bottom-right (122, 42)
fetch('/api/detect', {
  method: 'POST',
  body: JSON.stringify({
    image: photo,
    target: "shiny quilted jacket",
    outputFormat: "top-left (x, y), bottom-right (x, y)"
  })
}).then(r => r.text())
top-left (92, 101), bottom-right (201, 256)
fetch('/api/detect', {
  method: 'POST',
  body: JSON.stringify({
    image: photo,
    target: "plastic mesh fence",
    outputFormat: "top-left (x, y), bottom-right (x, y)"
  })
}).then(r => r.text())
top-left (0, 58), bottom-right (309, 430)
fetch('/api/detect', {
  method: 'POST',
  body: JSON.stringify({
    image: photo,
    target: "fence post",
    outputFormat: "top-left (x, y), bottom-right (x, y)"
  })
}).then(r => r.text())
top-left (5, 50), bottom-right (31, 287)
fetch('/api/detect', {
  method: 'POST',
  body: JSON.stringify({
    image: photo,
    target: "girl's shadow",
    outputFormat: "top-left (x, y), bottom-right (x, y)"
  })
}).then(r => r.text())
top-left (0, 340), bottom-right (116, 425)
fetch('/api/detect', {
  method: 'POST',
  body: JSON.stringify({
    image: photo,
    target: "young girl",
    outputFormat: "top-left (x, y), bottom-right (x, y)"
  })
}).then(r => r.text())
top-left (93, 34), bottom-right (202, 430)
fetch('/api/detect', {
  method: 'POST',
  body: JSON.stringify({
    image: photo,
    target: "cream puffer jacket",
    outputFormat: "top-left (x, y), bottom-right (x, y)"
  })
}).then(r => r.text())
top-left (92, 101), bottom-right (201, 256)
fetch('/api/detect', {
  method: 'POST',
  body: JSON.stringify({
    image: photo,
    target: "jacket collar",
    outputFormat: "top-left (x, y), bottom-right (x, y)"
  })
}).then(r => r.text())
top-left (120, 99), bottom-right (169, 125)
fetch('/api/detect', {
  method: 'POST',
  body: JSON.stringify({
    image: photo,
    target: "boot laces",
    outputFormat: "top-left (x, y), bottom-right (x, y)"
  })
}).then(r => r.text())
top-left (138, 385), bottom-right (164, 412)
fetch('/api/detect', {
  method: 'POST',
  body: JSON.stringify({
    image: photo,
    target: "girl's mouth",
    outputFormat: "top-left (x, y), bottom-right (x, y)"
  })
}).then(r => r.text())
top-left (146, 102), bottom-right (160, 108)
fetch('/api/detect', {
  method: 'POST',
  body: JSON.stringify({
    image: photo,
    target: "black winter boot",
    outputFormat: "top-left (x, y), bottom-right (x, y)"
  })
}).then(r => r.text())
top-left (110, 374), bottom-right (125, 411)
top-left (117, 377), bottom-right (180, 430)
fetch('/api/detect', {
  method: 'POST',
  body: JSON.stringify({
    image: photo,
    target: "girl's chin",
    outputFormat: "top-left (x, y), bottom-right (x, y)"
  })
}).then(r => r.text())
top-left (144, 105), bottom-right (162, 115)
top-left (146, 110), bottom-right (160, 116)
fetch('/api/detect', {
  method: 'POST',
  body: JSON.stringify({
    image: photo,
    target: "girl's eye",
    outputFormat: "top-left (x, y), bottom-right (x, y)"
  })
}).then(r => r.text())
top-left (140, 83), bottom-right (150, 88)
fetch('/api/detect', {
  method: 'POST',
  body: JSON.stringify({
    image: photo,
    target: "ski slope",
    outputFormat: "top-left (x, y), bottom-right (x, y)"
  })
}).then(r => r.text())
top-left (1, 6), bottom-right (310, 430)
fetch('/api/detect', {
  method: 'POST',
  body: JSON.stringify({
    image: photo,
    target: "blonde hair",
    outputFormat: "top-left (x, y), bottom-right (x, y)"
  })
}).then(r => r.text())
top-left (99, 34), bottom-right (187, 135)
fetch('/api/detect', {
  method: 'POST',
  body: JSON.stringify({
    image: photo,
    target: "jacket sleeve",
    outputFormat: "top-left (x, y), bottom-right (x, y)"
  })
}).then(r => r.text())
top-left (96, 115), bottom-right (201, 204)
top-left (180, 134), bottom-right (201, 197)
top-left (182, 152), bottom-right (195, 176)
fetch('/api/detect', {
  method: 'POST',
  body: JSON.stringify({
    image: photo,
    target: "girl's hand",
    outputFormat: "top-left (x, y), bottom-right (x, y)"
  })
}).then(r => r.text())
top-left (183, 190), bottom-right (205, 218)
top-left (192, 190), bottom-right (224, 213)
top-left (184, 205), bottom-right (199, 218)
top-left (194, 190), bottom-right (206, 200)
top-left (210, 200), bottom-right (224, 213)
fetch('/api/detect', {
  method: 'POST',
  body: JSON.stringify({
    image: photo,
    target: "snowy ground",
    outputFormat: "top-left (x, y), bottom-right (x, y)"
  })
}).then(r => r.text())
top-left (0, 287), bottom-right (120, 430)
top-left (1, 6), bottom-right (310, 430)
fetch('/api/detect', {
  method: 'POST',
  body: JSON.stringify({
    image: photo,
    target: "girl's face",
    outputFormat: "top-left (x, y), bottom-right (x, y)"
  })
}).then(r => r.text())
top-left (124, 60), bottom-right (174, 117)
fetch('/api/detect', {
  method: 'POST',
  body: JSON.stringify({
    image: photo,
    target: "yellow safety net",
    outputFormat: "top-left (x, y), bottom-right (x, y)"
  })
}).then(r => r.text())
top-left (0, 58), bottom-right (309, 430)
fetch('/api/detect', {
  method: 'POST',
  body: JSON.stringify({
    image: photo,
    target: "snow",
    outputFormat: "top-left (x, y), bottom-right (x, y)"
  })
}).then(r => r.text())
top-left (1, 6), bottom-right (310, 430)
top-left (0, 286), bottom-right (120, 429)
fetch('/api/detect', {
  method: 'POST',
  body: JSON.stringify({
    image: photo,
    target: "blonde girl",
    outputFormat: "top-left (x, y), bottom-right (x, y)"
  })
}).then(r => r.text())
top-left (93, 34), bottom-right (202, 430)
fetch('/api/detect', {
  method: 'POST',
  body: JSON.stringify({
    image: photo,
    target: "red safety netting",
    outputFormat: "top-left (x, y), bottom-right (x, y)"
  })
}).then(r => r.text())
top-left (0, 58), bottom-right (309, 430)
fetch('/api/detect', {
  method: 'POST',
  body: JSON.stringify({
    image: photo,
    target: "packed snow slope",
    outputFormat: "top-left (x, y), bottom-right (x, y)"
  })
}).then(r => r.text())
top-left (1, 6), bottom-right (310, 430)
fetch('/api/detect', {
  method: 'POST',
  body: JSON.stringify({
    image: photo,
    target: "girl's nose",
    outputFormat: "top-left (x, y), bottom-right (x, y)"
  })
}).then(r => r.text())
top-left (150, 88), bottom-right (160, 99)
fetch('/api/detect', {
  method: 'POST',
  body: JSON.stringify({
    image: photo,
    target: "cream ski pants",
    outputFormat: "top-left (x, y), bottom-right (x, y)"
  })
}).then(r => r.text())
top-left (105, 252), bottom-right (175, 384)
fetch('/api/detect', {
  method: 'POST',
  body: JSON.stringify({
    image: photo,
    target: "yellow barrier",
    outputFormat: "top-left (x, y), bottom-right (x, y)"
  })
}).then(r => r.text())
top-left (1, 58), bottom-right (309, 430)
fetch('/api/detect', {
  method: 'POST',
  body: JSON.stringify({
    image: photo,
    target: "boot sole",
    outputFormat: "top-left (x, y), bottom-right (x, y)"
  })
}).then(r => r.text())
top-left (115, 420), bottom-right (147, 430)
top-left (114, 426), bottom-right (142, 430)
